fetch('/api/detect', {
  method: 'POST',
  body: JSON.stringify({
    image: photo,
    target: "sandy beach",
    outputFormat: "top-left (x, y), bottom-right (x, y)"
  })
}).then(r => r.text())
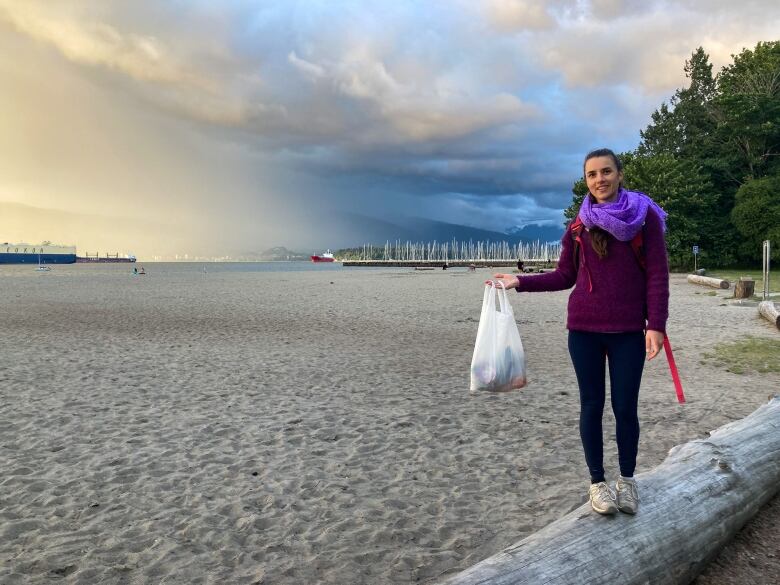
top-left (1, 264), bottom-right (778, 584)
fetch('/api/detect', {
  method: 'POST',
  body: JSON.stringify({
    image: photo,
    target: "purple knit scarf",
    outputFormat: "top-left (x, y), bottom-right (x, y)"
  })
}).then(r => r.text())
top-left (578, 188), bottom-right (667, 241)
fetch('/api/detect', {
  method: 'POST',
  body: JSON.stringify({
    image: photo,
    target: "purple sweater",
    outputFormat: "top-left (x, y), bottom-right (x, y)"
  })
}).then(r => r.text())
top-left (517, 208), bottom-right (669, 333)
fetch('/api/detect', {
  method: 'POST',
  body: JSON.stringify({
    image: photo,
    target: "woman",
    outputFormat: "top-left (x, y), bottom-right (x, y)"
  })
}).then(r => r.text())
top-left (490, 148), bottom-right (669, 515)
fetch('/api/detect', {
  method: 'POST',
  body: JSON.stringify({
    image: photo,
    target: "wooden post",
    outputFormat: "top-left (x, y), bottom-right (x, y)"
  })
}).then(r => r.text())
top-left (734, 277), bottom-right (755, 299)
top-left (758, 301), bottom-right (780, 329)
top-left (687, 274), bottom-right (730, 289)
top-left (439, 397), bottom-right (780, 585)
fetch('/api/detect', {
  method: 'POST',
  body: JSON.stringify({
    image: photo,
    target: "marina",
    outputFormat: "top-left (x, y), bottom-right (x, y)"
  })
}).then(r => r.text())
top-left (340, 239), bottom-right (562, 269)
top-left (341, 259), bottom-right (555, 269)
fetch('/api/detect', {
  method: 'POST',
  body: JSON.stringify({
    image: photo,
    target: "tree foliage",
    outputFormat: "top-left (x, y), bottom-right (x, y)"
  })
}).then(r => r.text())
top-left (563, 177), bottom-right (588, 223)
top-left (713, 41), bottom-right (780, 183)
top-left (731, 175), bottom-right (780, 260)
top-left (622, 153), bottom-right (722, 267)
top-left (639, 47), bottom-right (717, 161)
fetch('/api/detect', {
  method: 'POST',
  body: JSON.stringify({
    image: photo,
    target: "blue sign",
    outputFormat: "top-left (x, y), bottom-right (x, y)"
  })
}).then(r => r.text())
top-left (692, 245), bottom-right (699, 255)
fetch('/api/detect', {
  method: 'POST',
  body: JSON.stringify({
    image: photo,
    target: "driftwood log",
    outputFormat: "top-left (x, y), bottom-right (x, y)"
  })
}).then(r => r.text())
top-left (734, 278), bottom-right (755, 299)
top-left (758, 301), bottom-right (780, 329)
top-left (687, 274), bottom-right (730, 289)
top-left (439, 396), bottom-right (780, 585)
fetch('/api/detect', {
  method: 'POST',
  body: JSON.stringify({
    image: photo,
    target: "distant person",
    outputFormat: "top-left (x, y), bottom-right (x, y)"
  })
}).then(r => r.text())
top-left (488, 148), bottom-right (669, 516)
top-left (517, 259), bottom-right (524, 272)
top-left (133, 267), bottom-right (138, 275)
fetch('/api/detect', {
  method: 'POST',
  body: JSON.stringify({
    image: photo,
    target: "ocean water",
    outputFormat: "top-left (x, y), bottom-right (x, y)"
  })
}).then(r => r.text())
top-left (138, 261), bottom-right (356, 274)
top-left (0, 261), bottom-right (388, 277)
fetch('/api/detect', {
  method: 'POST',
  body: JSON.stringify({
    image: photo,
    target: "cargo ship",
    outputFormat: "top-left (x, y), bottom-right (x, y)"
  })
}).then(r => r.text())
top-left (1, 242), bottom-right (77, 264)
top-left (76, 253), bottom-right (136, 263)
top-left (310, 250), bottom-right (335, 263)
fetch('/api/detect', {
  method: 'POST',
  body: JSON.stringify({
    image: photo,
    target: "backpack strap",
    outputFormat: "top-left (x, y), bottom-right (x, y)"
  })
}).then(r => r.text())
top-left (569, 217), bottom-right (593, 292)
top-left (569, 217), bottom-right (584, 265)
top-left (630, 228), bottom-right (646, 271)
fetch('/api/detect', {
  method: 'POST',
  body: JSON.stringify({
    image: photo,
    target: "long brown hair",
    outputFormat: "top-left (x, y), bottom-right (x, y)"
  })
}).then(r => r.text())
top-left (583, 148), bottom-right (623, 259)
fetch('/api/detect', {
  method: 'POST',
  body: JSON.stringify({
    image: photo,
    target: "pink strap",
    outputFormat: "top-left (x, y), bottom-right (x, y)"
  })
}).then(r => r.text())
top-left (573, 234), bottom-right (593, 292)
top-left (663, 337), bottom-right (685, 404)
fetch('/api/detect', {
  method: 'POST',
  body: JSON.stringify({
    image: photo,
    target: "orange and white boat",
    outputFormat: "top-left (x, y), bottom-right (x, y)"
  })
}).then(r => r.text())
top-left (310, 250), bottom-right (335, 263)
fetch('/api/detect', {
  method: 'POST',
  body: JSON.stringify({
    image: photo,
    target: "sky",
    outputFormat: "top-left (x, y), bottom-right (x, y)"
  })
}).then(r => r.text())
top-left (0, 0), bottom-right (778, 258)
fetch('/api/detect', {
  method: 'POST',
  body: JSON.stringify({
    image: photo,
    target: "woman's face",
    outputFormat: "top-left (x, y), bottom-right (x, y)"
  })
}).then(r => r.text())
top-left (585, 156), bottom-right (623, 204)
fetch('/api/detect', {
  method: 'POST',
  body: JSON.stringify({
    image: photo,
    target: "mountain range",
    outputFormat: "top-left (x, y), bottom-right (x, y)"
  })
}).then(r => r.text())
top-left (311, 212), bottom-right (565, 249)
top-left (245, 214), bottom-right (565, 260)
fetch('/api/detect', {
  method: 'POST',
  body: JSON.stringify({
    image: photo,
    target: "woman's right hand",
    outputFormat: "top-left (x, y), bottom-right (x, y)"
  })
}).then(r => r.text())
top-left (485, 273), bottom-right (520, 290)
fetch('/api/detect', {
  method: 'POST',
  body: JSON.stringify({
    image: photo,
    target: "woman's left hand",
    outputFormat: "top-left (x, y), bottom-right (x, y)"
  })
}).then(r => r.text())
top-left (646, 330), bottom-right (664, 361)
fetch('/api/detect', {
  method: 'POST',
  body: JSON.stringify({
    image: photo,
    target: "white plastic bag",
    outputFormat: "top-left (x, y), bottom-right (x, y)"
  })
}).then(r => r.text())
top-left (469, 282), bottom-right (527, 392)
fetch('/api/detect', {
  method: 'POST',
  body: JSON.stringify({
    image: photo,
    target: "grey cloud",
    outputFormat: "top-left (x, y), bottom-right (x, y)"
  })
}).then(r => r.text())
top-left (529, 1), bottom-right (780, 90)
top-left (288, 51), bottom-right (326, 79)
top-left (587, 0), bottom-right (653, 20)
top-left (283, 48), bottom-right (541, 144)
top-left (1, 1), bottom-right (545, 146)
top-left (534, 18), bottom-right (695, 90)
top-left (6, 1), bottom-right (775, 130)
top-left (409, 191), bottom-right (568, 232)
top-left (483, 0), bottom-right (557, 32)
top-left (0, 1), bottom-right (212, 90)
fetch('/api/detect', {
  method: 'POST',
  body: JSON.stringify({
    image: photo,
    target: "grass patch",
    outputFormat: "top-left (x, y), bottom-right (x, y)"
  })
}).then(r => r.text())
top-left (702, 336), bottom-right (780, 374)
top-left (705, 269), bottom-right (779, 294)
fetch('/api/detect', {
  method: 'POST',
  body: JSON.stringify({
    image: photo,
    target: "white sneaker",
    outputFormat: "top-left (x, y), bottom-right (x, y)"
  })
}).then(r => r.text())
top-left (588, 481), bottom-right (617, 515)
top-left (615, 476), bottom-right (639, 514)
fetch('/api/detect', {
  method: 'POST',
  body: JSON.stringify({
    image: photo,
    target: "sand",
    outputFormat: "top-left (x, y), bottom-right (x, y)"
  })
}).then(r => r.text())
top-left (1, 264), bottom-right (778, 584)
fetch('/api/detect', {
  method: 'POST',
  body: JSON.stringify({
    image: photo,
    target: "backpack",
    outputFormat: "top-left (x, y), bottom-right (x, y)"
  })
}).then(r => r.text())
top-left (568, 216), bottom-right (685, 404)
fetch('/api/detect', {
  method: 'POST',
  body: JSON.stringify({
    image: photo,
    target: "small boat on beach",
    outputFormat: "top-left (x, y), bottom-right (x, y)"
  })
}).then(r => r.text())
top-left (311, 250), bottom-right (336, 263)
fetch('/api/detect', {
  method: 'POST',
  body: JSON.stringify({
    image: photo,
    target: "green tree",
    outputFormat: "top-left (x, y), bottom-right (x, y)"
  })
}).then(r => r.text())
top-left (563, 177), bottom-right (588, 224)
top-left (731, 174), bottom-right (780, 260)
top-left (639, 47), bottom-right (717, 160)
top-left (712, 41), bottom-right (780, 184)
top-left (621, 152), bottom-right (729, 268)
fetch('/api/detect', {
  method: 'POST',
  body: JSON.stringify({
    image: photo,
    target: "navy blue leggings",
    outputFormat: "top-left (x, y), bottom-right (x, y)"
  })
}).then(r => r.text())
top-left (568, 330), bottom-right (646, 483)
